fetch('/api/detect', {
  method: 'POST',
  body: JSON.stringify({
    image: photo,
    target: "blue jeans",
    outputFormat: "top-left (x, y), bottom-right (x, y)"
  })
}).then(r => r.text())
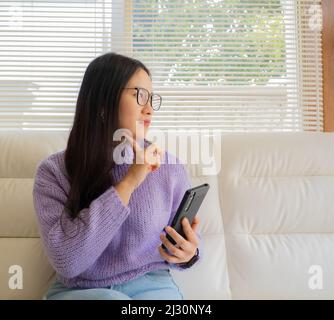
top-left (44, 269), bottom-right (184, 300)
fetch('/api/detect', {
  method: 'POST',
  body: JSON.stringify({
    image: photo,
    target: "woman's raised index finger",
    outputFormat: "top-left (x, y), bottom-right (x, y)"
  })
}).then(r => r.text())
top-left (123, 132), bottom-right (142, 154)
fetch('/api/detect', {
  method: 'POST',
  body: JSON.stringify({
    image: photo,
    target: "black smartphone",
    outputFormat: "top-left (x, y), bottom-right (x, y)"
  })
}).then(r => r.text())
top-left (162, 183), bottom-right (210, 250)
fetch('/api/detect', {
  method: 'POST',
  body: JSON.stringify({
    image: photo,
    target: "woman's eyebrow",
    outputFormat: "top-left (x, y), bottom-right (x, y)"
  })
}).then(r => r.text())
top-left (136, 86), bottom-right (153, 93)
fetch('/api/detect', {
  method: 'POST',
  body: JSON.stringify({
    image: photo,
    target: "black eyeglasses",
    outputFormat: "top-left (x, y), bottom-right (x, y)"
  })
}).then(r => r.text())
top-left (123, 87), bottom-right (162, 111)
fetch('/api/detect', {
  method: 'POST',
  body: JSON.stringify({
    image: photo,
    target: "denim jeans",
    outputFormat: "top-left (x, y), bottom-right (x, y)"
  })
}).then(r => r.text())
top-left (44, 269), bottom-right (184, 300)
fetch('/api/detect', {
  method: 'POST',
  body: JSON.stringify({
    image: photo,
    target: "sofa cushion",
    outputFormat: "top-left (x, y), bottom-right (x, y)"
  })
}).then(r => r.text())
top-left (0, 238), bottom-right (55, 299)
top-left (219, 132), bottom-right (334, 299)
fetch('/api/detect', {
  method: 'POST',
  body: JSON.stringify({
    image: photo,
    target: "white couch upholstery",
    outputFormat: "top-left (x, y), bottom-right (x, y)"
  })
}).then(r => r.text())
top-left (1, 130), bottom-right (334, 299)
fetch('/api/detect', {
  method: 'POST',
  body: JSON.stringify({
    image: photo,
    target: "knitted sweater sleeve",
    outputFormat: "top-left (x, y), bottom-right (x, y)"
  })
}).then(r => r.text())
top-left (32, 158), bottom-right (130, 278)
top-left (168, 162), bottom-right (203, 271)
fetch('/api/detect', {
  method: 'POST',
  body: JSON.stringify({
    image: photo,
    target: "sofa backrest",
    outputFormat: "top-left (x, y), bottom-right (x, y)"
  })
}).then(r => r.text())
top-left (0, 131), bottom-right (68, 299)
top-left (219, 132), bottom-right (334, 299)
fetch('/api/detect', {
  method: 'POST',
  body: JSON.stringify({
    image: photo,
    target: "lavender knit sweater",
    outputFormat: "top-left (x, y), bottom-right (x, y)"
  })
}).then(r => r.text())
top-left (32, 140), bottom-right (201, 288)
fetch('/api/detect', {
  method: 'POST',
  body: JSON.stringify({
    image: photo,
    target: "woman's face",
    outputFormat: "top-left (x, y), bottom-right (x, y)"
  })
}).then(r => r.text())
top-left (118, 68), bottom-right (154, 141)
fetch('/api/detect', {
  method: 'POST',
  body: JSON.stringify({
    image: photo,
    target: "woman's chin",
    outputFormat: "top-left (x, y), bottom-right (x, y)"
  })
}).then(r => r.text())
top-left (133, 132), bottom-right (146, 141)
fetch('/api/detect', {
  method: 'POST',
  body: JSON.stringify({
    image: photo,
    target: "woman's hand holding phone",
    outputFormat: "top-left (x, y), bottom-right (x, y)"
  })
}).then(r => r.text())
top-left (158, 216), bottom-right (200, 264)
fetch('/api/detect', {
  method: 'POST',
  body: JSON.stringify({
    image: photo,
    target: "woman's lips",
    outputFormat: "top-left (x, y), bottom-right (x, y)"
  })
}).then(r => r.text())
top-left (144, 120), bottom-right (151, 127)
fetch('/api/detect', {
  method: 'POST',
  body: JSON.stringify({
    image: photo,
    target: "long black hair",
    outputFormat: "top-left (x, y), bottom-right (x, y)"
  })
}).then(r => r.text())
top-left (63, 52), bottom-right (151, 223)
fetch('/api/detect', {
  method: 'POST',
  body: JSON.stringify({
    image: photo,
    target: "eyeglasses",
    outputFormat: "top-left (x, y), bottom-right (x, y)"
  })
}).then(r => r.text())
top-left (123, 87), bottom-right (162, 111)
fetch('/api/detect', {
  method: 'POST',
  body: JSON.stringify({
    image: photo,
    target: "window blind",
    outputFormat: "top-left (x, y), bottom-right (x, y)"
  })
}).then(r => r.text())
top-left (0, 0), bottom-right (323, 132)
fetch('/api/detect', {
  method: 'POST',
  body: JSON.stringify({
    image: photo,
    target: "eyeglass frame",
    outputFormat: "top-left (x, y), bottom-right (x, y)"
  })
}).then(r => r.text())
top-left (122, 87), bottom-right (162, 111)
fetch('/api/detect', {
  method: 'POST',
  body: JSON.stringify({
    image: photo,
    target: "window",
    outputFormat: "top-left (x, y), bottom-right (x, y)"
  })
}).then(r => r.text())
top-left (0, 0), bottom-right (323, 132)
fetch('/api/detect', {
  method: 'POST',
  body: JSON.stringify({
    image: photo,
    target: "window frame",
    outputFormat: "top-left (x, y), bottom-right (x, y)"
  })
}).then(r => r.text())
top-left (322, 0), bottom-right (334, 132)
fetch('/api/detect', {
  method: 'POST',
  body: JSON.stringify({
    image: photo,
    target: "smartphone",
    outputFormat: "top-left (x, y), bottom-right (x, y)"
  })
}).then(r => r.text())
top-left (162, 183), bottom-right (210, 250)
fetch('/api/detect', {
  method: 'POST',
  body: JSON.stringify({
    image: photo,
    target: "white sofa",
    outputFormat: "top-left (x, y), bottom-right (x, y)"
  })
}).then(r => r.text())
top-left (0, 130), bottom-right (334, 299)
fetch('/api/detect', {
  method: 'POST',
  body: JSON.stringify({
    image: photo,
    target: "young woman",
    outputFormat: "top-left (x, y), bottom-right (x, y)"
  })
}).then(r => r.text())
top-left (33, 52), bottom-right (201, 300)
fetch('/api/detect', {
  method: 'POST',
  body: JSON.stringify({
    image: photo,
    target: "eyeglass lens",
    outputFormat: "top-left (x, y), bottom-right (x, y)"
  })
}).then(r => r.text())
top-left (137, 88), bottom-right (161, 110)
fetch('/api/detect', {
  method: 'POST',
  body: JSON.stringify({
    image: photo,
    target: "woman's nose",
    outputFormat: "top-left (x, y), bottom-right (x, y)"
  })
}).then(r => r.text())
top-left (142, 100), bottom-right (153, 114)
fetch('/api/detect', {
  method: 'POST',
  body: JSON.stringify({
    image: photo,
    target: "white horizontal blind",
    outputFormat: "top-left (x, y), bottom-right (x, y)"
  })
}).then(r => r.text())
top-left (0, 0), bottom-right (323, 132)
top-left (131, 0), bottom-right (323, 132)
top-left (0, 0), bottom-right (118, 131)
